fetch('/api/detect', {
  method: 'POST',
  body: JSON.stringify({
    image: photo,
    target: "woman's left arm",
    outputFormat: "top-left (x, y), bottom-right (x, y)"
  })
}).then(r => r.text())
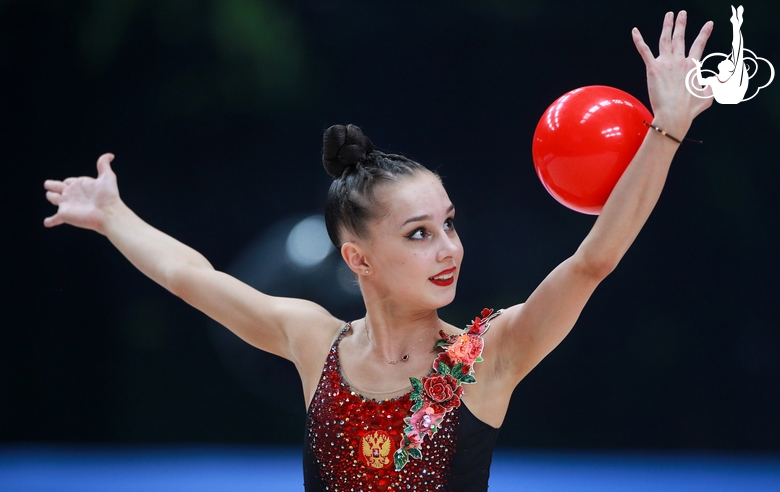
top-left (489, 11), bottom-right (714, 385)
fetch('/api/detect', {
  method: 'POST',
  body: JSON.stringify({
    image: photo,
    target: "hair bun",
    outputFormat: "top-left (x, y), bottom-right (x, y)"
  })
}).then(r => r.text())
top-left (322, 124), bottom-right (375, 178)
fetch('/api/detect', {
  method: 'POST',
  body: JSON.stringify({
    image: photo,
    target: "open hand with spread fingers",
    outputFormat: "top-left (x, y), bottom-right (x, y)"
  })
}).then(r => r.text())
top-left (632, 11), bottom-right (714, 139)
top-left (43, 153), bottom-right (121, 234)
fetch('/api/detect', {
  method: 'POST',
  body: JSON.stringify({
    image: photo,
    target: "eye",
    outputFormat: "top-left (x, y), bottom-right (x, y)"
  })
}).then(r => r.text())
top-left (406, 227), bottom-right (430, 240)
top-left (444, 217), bottom-right (455, 231)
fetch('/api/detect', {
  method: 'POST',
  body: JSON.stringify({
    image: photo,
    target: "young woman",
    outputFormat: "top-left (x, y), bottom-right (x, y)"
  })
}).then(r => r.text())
top-left (43, 11), bottom-right (713, 492)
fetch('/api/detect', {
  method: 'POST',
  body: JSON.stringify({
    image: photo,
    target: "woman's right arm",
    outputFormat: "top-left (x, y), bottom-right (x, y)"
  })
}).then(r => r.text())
top-left (44, 153), bottom-right (339, 366)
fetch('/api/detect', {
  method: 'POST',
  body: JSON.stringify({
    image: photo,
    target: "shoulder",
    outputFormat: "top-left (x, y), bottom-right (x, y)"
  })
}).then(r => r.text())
top-left (453, 307), bottom-right (516, 428)
top-left (281, 302), bottom-right (347, 405)
top-left (482, 305), bottom-right (520, 336)
top-left (281, 299), bottom-right (345, 353)
top-left (479, 304), bottom-right (530, 376)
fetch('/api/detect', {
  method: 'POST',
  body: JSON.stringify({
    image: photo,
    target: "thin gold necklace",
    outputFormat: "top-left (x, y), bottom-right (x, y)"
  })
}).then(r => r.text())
top-left (364, 316), bottom-right (428, 364)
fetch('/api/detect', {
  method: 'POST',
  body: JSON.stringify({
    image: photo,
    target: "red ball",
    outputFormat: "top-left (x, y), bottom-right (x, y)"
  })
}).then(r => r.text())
top-left (532, 86), bottom-right (653, 215)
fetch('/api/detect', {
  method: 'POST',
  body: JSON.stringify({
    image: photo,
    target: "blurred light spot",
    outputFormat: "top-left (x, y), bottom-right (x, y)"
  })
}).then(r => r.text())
top-left (285, 215), bottom-right (332, 267)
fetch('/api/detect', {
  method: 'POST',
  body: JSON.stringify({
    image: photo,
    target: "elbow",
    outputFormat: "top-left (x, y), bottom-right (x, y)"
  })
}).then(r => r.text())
top-left (573, 248), bottom-right (620, 281)
top-left (592, 258), bottom-right (619, 280)
top-left (165, 259), bottom-right (214, 300)
top-left (166, 268), bottom-right (188, 298)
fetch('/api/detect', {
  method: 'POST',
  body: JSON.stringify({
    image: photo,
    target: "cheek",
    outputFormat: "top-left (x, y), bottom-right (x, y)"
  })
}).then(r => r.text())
top-left (393, 253), bottom-right (432, 280)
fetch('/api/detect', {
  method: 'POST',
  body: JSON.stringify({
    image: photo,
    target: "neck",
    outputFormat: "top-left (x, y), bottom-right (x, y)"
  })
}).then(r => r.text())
top-left (362, 302), bottom-right (441, 363)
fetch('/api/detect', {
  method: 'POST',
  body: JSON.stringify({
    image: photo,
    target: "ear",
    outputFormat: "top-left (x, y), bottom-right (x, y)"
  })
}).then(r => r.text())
top-left (341, 241), bottom-right (371, 276)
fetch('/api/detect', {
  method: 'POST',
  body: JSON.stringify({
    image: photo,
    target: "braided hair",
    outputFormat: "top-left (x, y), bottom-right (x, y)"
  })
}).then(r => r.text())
top-left (322, 124), bottom-right (429, 249)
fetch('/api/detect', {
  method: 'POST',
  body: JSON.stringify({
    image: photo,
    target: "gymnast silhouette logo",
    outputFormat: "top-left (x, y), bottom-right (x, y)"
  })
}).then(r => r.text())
top-left (686, 5), bottom-right (774, 104)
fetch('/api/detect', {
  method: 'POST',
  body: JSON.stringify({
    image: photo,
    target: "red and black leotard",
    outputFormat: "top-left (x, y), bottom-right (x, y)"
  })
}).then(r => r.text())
top-left (304, 316), bottom-right (501, 491)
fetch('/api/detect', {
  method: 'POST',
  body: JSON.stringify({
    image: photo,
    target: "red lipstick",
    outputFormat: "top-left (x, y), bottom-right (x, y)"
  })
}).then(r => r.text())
top-left (429, 267), bottom-right (456, 286)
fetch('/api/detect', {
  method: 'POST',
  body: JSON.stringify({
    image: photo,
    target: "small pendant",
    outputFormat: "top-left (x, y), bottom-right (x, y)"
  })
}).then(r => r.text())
top-left (401, 354), bottom-right (409, 361)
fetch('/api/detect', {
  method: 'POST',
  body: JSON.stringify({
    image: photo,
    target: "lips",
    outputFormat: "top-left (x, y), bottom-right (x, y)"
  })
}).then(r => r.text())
top-left (429, 267), bottom-right (457, 286)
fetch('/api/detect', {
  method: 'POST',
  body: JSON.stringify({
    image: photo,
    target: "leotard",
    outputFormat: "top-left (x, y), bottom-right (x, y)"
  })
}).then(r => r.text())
top-left (304, 310), bottom-right (502, 491)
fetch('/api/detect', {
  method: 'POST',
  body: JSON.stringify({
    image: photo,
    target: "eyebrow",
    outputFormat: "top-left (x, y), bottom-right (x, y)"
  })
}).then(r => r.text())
top-left (401, 204), bottom-right (455, 227)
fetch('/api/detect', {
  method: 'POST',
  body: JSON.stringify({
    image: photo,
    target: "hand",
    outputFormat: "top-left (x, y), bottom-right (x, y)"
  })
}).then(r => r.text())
top-left (632, 11), bottom-right (714, 136)
top-left (44, 153), bottom-right (121, 234)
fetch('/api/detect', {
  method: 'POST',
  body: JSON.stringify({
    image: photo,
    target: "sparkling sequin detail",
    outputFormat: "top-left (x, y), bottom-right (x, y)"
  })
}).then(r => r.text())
top-left (306, 333), bottom-right (456, 490)
top-left (305, 309), bottom-right (503, 491)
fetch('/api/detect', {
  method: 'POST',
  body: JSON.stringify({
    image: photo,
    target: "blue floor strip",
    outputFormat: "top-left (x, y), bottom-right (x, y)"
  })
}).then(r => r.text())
top-left (1, 446), bottom-right (779, 491)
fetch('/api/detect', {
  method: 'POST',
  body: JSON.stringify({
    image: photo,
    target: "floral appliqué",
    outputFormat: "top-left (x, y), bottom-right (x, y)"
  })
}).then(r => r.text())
top-left (393, 308), bottom-right (503, 471)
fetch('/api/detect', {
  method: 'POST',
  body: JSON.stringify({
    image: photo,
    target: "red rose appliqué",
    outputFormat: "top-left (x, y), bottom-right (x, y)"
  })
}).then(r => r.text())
top-left (422, 373), bottom-right (463, 414)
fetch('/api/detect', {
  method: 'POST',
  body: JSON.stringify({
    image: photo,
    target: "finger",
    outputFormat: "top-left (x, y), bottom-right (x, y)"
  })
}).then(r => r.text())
top-left (632, 28), bottom-right (655, 66)
top-left (659, 11), bottom-right (674, 55)
top-left (44, 179), bottom-right (65, 193)
top-left (44, 213), bottom-right (64, 228)
top-left (672, 11), bottom-right (687, 56)
top-left (64, 177), bottom-right (77, 185)
top-left (688, 21), bottom-right (713, 61)
top-left (96, 153), bottom-right (115, 177)
top-left (46, 191), bottom-right (62, 206)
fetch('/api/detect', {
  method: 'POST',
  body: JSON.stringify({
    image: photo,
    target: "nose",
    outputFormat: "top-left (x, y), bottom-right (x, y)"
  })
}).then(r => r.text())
top-left (436, 230), bottom-right (461, 262)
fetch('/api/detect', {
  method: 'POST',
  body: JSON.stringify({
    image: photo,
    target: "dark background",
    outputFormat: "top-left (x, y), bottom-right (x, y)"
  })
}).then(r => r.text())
top-left (2, 0), bottom-right (778, 451)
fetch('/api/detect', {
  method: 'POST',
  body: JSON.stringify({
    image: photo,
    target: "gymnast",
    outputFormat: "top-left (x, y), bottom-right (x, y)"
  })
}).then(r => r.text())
top-left (44, 10), bottom-right (713, 491)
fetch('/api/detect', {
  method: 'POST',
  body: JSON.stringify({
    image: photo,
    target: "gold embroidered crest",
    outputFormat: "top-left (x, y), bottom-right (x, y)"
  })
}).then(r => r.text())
top-left (361, 430), bottom-right (393, 469)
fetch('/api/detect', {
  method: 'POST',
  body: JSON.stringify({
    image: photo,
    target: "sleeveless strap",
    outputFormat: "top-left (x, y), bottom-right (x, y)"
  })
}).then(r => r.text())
top-left (329, 321), bottom-right (351, 346)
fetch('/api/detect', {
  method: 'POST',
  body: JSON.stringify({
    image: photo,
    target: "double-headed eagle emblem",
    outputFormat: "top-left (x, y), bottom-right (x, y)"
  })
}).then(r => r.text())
top-left (361, 430), bottom-right (393, 469)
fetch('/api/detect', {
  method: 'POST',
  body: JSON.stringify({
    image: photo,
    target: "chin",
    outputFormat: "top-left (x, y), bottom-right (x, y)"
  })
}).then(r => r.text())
top-left (429, 286), bottom-right (458, 309)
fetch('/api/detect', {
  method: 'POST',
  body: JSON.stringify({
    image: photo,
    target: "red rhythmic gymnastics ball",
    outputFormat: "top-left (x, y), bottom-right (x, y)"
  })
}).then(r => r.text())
top-left (532, 85), bottom-right (652, 215)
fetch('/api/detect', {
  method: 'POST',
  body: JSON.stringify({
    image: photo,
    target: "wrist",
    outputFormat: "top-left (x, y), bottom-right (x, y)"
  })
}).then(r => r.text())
top-left (650, 113), bottom-right (691, 141)
top-left (643, 121), bottom-right (685, 145)
top-left (98, 199), bottom-right (130, 236)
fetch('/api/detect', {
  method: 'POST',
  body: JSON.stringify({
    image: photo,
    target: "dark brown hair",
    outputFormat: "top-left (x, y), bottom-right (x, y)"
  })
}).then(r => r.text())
top-left (322, 124), bottom-right (428, 248)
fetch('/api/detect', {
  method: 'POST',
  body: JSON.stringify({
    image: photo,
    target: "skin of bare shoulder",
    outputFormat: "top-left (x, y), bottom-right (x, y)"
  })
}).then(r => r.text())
top-left (285, 306), bottom-right (346, 408)
top-left (461, 306), bottom-right (525, 428)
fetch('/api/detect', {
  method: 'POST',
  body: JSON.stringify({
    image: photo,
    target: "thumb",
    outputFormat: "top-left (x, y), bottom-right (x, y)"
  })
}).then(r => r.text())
top-left (43, 213), bottom-right (64, 228)
top-left (96, 153), bottom-right (115, 177)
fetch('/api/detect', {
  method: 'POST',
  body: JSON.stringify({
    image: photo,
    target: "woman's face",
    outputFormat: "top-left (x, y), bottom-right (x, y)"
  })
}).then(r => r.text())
top-left (361, 171), bottom-right (463, 309)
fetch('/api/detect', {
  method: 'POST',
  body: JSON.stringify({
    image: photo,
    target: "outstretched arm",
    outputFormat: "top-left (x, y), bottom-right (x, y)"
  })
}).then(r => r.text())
top-left (44, 154), bottom-right (339, 375)
top-left (485, 12), bottom-right (714, 388)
